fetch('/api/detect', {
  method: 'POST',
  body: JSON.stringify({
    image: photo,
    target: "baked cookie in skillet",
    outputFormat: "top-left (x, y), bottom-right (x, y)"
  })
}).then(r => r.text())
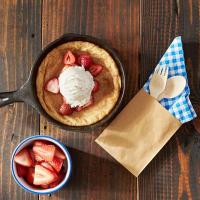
top-left (36, 41), bottom-right (121, 126)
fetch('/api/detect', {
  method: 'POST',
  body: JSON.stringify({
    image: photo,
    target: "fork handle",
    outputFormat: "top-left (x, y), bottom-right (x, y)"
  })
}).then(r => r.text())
top-left (157, 93), bottom-right (165, 101)
top-left (149, 91), bottom-right (160, 99)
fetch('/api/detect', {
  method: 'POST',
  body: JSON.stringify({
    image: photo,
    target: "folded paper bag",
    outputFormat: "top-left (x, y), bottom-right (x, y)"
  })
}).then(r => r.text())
top-left (95, 89), bottom-right (181, 177)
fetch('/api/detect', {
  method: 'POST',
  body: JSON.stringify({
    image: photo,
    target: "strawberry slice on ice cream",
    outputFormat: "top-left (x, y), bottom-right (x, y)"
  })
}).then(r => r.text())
top-left (59, 103), bottom-right (73, 115)
top-left (78, 54), bottom-right (92, 69)
top-left (89, 64), bottom-right (103, 77)
top-left (63, 50), bottom-right (76, 65)
top-left (45, 78), bottom-right (59, 94)
top-left (92, 80), bottom-right (100, 93)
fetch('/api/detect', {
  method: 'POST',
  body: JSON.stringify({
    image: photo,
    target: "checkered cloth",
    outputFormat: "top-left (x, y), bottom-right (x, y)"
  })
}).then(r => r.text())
top-left (143, 36), bottom-right (196, 123)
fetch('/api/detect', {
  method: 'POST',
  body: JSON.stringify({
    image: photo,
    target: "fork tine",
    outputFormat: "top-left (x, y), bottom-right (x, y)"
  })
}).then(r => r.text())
top-left (161, 65), bottom-right (167, 76)
top-left (160, 65), bottom-right (166, 75)
top-left (161, 65), bottom-right (166, 75)
top-left (154, 64), bottom-right (160, 72)
top-left (164, 65), bottom-right (169, 77)
top-left (157, 66), bottom-right (163, 75)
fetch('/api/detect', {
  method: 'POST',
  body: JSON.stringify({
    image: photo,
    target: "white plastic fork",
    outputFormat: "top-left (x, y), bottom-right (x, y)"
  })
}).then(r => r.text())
top-left (149, 64), bottom-right (169, 99)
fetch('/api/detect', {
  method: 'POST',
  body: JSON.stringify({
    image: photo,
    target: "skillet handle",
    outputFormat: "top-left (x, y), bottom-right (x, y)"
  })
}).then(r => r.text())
top-left (0, 81), bottom-right (37, 108)
top-left (0, 91), bottom-right (23, 107)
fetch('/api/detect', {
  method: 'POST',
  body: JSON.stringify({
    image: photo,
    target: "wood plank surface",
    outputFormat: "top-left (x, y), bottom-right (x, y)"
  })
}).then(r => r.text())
top-left (40, 0), bottom-right (139, 200)
top-left (0, 0), bottom-right (199, 200)
top-left (0, 0), bottom-right (41, 200)
top-left (139, 0), bottom-right (200, 199)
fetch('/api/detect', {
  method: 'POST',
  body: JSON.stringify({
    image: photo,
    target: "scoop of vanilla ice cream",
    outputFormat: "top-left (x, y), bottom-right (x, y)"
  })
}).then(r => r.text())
top-left (58, 66), bottom-right (94, 108)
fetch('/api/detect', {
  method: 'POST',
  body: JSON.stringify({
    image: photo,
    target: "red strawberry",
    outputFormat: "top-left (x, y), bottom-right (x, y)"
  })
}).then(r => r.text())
top-left (49, 172), bottom-right (65, 188)
top-left (75, 106), bottom-right (83, 112)
top-left (33, 140), bottom-right (44, 146)
top-left (41, 184), bottom-right (49, 189)
top-left (14, 148), bottom-right (33, 167)
top-left (59, 103), bottom-right (73, 115)
top-left (92, 80), bottom-right (100, 93)
top-left (49, 180), bottom-right (59, 188)
top-left (33, 165), bottom-right (58, 185)
top-left (75, 97), bottom-right (94, 112)
top-left (63, 50), bottom-right (76, 65)
top-left (34, 153), bottom-right (44, 162)
top-left (26, 167), bottom-right (35, 184)
top-left (48, 157), bottom-right (63, 173)
top-left (29, 150), bottom-right (36, 165)
top-left (41, 162), bottom-right (55, 172)
top-left (16, 164), bottom-right (27, 177)
top-left (45, 78), bottom-right (59, 94)
top-left (75, 96), bottom-right (94, 112)
top-left (33, 140), bottom-right (51, 146)
top-left (55, 148), bottom-right (66, 160)
top-left (77, 54), bottom-right (92, 69)
top-left (89, 64), bottom-right (103, 77)
top-left (33, 144), bottom-right (56, 162)
top-left (82, 96), bottom-right (94, 108)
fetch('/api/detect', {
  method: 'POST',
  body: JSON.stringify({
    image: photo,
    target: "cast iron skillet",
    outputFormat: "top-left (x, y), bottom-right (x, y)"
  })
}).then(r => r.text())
top-left (0, 33), bottom-right (126, 132)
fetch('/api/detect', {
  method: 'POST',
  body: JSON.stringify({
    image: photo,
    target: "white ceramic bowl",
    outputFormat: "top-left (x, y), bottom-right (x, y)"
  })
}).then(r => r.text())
top-left (11, 135), bottom-right (72, 194)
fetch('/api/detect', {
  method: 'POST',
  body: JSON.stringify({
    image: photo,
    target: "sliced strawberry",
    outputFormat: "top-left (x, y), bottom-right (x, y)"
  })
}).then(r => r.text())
top-left (75, 106), bottom-right (83, 112)
top-left (49, 172), bottom-right (65, 188)
top-left (55, 148), bottom-right (66, 160)
top-left (33, 144), bottom-right (56, 162)
top-left (45, 78), bottom-right (59, 94)
top-left (34, 153), bottom-right (44, 162)
top-left (41, 184), bottom-right (49, 189)
top-left (33, 165), bottom-right (58, 185)
top-left (48, 157), bottom-right (63, 173)
top-left (59, 103), bottom-right (73, 115)
top-left (77, 54), bottom-right (92, 69)
top-left (89, 64), bottom-right (103, 77)
top-left (28, 149), bottom-right (36, 165)
top-left (41, 162), bottom-right (55, 172)
top-left (92, 80), bottom-right (100, 93)
top-left (63, 50), bottom-right (76, 65)
top-left (16, 164), bottom-right (27, 177)
top-left (26, 167), bottom-right (35, 185)
top-left (49, 180), bottom-right (59, 188)
top-left (33, 140), bottom-right (51, 146)
top-left (82, 96), bottom-right (94, 108)
top-left (14, 148), bottom-right (33, 167)
top-left (75, 96), bottom-right (94, 112)
top-left (33, 140), bottom-right (44, 146)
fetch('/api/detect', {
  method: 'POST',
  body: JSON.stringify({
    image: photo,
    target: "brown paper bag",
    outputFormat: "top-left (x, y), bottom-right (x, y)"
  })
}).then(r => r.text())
top-left (95, 89), bottom-right (182, 177)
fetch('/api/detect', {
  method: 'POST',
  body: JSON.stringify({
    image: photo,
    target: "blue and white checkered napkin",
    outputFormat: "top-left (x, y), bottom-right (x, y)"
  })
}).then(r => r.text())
top-left (143, 36), bottom-right (196, 123)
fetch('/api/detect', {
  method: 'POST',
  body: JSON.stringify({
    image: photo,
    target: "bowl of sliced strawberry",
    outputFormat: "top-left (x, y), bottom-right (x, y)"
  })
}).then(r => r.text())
top-left (11, 135), bottom-right (72, 194)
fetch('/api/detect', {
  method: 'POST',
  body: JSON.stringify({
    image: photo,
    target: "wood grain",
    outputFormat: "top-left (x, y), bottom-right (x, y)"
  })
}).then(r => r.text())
top-left (40, 0), bottom-right (139, 200)
top-left (0, 0), bottom-right (199, 199)
top-left (139, 0), bottom-right (200, 199)
top-left (0, 0), bottom-right (41, 199)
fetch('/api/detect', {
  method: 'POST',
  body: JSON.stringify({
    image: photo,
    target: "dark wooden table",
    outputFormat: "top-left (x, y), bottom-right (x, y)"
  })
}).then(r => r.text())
top-left (0, 0), bottom-right (199, 199)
